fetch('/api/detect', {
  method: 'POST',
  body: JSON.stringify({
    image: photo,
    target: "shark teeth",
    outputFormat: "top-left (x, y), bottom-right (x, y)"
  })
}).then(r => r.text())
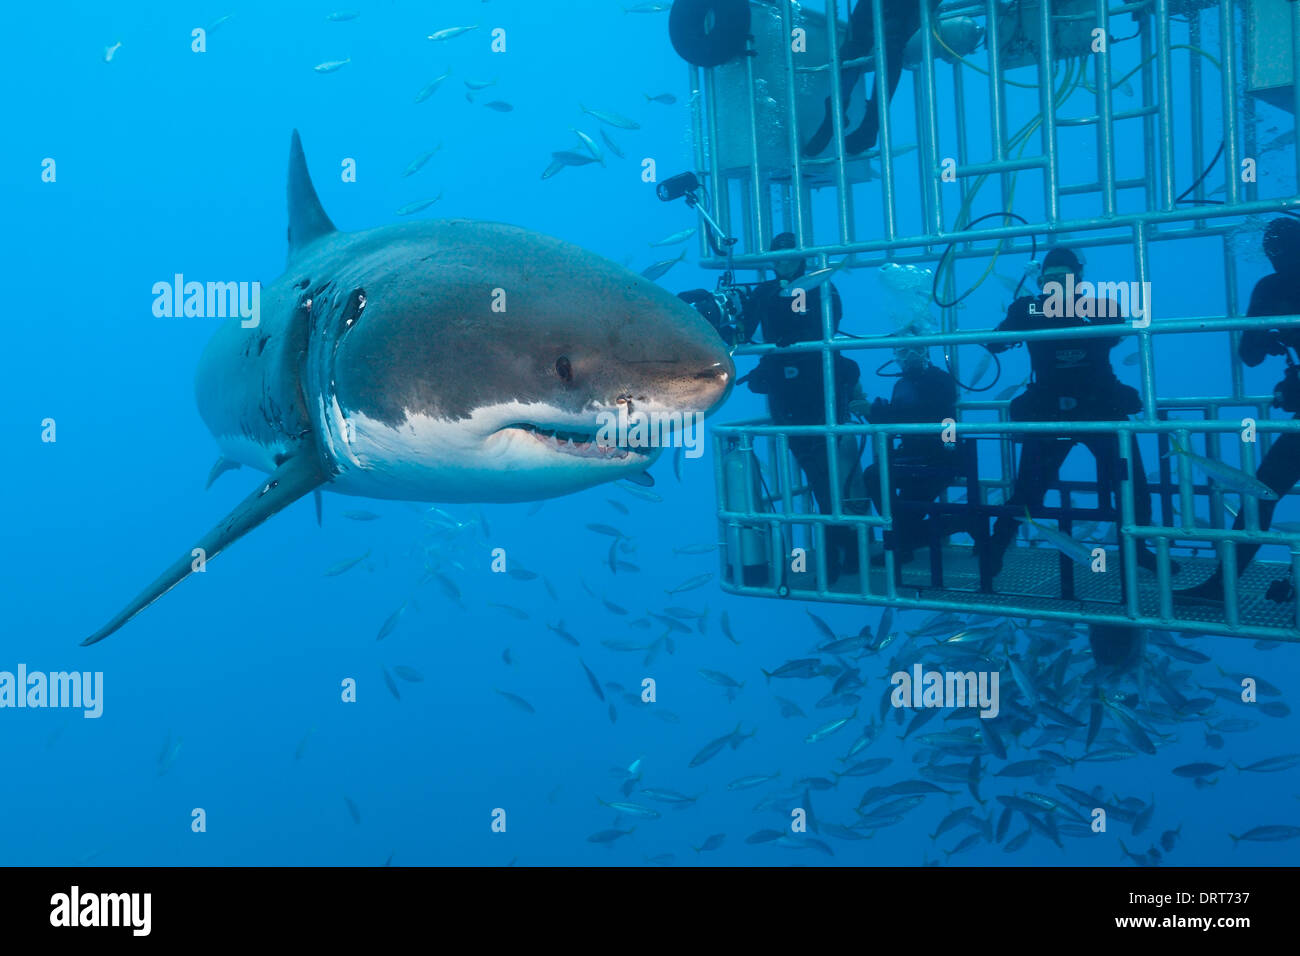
top-left (512, 423), bottom-right (640, 461)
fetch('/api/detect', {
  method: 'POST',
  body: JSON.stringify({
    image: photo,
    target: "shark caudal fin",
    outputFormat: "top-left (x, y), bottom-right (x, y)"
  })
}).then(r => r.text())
top-left (82, 455), bottom-right (327, 646)
top-left (287, 129), bottom-right (336, 262)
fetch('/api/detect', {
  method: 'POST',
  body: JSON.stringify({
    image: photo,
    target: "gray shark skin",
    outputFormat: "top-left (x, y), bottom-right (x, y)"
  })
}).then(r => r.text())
top-left (82, 130), bottom-right (733, 646)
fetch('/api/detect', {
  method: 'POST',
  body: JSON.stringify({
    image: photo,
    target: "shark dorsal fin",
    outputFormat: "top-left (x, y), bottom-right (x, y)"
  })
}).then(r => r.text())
top-left (287, 129), bottom-right (336, 261)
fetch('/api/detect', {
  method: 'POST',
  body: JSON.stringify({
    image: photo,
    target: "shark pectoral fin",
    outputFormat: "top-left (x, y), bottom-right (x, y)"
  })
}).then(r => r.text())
top-left (204, 456), bottom-right (243, 490)
top-left (82, 455), bottom-right (328, 646)
top-left (626, 470), bottom-right (656, 488)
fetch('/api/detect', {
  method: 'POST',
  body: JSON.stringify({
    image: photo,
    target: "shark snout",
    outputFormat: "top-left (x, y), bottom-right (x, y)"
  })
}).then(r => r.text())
top-left (623, 354), bottom-right (734, 416)
top-left (685, 360), bottom-right (734, 413)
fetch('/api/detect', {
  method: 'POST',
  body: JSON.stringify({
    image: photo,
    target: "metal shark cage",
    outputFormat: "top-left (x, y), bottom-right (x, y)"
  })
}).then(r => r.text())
top-left (682, 0), bottom-right (1300, 640)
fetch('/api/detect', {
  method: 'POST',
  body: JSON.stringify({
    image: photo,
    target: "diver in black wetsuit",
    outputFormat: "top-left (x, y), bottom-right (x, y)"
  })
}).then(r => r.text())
top-left (741, 232), bottom-right (867, 580)
top-left (859, 339), bottom-right (960, 564)
top-left (1178, 217), bottom-right (1300, 604)
top-left (804, 0), bottom-right (942, 157)
top-left (984, 247), bottom-right (1163, 578)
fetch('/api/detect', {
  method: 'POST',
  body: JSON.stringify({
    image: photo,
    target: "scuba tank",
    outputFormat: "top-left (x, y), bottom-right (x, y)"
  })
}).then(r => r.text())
top-left (722, 438), bottom-right (771, 587)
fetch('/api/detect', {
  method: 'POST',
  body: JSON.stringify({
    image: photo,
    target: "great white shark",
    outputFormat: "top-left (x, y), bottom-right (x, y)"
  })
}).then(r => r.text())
top-left (83, 130), bottom-right (733, 646)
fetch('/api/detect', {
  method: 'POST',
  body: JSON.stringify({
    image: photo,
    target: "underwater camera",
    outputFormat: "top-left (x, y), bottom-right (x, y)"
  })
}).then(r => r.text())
top-left (679, 284), bottom-right (751, 348)
top-left (1273, 364), bottom-right (1300, 413)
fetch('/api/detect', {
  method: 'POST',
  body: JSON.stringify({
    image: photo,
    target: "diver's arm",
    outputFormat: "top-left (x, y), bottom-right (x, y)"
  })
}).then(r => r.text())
top-left (1241, 276), bottom-right (1290, 367)
top-left (986, 299), bottom-right (1028, 354)
top-left (1095, 299), bottom-right (1126, 349)
top-left (738, 285), bottom-right (765, 344)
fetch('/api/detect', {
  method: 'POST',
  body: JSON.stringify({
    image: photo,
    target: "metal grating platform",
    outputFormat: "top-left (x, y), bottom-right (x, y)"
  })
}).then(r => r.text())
top-left (741, 545), bottom-right (1300, 640)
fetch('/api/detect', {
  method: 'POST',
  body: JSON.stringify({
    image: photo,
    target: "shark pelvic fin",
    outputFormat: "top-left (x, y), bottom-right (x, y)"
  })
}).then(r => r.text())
top-left (204, 456), bottom-right (243, 490)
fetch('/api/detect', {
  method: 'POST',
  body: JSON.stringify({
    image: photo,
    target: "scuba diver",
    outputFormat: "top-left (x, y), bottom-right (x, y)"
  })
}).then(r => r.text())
top-left (741, 232), bottom-right (868, 581)
top-left (984, 246), bottom-right (1164, 578)
top-left (1178, 217), bottom-right (1300, 604)
top-left (1089, 624), bottom-right (1147, 684)
top-left (804, 0), bottom-right (942, 158)
top-left (857, 336), bottom-right (960, 564)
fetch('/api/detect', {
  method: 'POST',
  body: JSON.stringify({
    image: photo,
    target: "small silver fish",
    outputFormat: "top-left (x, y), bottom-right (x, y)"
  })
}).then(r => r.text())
top-left (666, 572), bottom-right (713, 595)
top-left (402, 145), bottom-right (442, 177)
top-left (641, 250), bottom-right (686, 282)
top-left (324, 550), bottom-right (371, 576)
top-left (314, 58), bottom-right (351, 73)
top-left (381, 666), bottom-right (401, 701)
top-left (326, 10), bottom-right (360, 21)
top-left (580, 104), bottom-right (641, 130)
top-left (644, 92), bottom-right (677, 104)
top-left (395, 194), bottom-right (443, 216)
top-left (464, 78), bottom-right (497, 91)
top-left (392, 665), bottom-right (424, 683)
top-left (103, 41), bottom-right (122, 63)
top-left (483, 101), bottom-right (514, 112)
top-left (673, 542), bottom-right (717, 555)
top-left (428, 25), bottom-right (478, 42)
top-left (570, 128), bottom-right (605, 166)
top-left (1018, 509), bottom-right (1096, 565)
top-left (552, 150), bottom-right (597, 167)
top-left (376, 604), bottom-right (407, 641)
top-left (599, 129), bottom-right (625, 159)
top-left (618, 483), bottom-right (662, 502)
top-left (650, 228), bottom-right (696, 247)
top-left (414, 72), bottom-right (452, 103)
top-left (1168, 438), bottom-right (1279, 500)
top-left (495, 689), bottom-right (536, 713)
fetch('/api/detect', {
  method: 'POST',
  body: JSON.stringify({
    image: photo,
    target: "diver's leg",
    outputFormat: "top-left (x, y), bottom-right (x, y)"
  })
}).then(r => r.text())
top-left (903, 462), bottom-right (962, 550)
top-left (1084, 433), bottom-right (1172, 574)
top-left (805, 55), bottom-right (870, 156)
top-left (804, 4), bottom-right (876, 156)
top-left (1177, 432), bottom-right (1300, 601)
top-left (989, 438), bottom-right (1072, 575)
top-left (845, 45), bottom-right (906, 154)
top-left (1225, 431), bottom-right (1300, 571)
top-left (790, 435), bottom-right (846, 578)
top-left (864, 461), bottom-right (884, 517)
top-left (830, 433), bottom-right (867, 573)
top-left (845, 5), bottom-right (918, 154)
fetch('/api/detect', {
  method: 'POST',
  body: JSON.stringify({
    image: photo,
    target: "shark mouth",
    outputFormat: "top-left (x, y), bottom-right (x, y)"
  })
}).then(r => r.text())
top-left (504, 422), bottom-right (650, 462)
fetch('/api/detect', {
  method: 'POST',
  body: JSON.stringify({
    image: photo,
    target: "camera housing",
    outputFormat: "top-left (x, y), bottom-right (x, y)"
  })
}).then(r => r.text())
top-left (1273, 364), bottom-right (1300, 412)
top-left (679, 285), bottom-right (750, 348)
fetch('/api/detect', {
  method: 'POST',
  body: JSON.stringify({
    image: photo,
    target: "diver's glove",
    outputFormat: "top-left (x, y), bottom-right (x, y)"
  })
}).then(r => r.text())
top-left (1265, 333), bottom-right (1290, 357)
top-left (865, 397), bottom-right (892, 423)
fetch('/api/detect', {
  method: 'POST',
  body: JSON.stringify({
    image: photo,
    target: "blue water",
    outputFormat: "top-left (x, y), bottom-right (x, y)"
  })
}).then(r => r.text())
top-left (3, 1), bottom-right (1297, 867)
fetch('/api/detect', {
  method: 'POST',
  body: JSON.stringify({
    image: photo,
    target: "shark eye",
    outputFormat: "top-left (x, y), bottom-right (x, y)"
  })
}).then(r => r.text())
top-left (555, 356), bottom-right (573, 382)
